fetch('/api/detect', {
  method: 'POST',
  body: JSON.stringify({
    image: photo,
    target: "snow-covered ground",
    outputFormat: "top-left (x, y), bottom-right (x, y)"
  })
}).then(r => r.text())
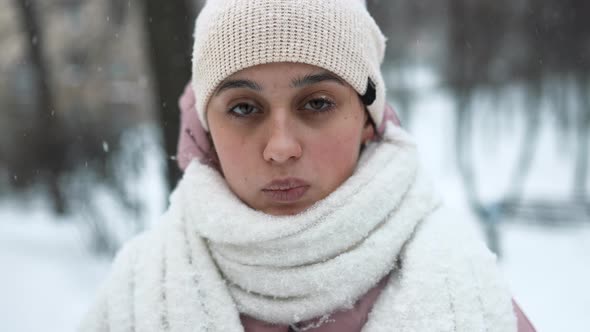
top-left (501, 222), bottom-right (590, 332)
top-left (0, 201), bottom-right (111, 332)
top-left (1, 86), bottom-right (588, 331)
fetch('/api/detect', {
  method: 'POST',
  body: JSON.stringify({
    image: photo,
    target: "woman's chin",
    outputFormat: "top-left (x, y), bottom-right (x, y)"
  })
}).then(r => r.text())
top-left (260, 202), bottom-right (313, 216)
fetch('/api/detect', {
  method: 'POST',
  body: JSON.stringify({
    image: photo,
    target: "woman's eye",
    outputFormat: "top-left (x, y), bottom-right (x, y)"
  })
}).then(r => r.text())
top-left (302, 98), bottom-right (334, 112)
top-left (228, 103), bottom-right (259, 117)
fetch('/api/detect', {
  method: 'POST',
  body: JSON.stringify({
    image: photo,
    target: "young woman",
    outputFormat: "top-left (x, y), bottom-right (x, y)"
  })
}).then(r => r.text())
top-left (81, 0), bottom-right (535, 331)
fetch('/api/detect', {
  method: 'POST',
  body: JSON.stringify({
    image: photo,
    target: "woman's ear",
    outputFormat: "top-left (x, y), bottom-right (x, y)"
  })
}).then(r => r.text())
top-left (361, 111), bottom-right (376, 144)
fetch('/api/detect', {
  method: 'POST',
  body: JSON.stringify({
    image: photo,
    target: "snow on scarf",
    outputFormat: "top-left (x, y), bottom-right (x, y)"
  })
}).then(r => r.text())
top-left (79, 125), bottom-right (516, 332)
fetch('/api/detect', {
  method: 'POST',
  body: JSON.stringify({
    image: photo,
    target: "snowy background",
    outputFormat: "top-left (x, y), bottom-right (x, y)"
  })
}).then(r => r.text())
top-left (1, 87), bottom-right (588, 332)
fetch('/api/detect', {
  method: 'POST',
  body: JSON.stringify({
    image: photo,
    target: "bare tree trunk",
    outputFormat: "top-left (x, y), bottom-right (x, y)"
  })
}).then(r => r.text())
top-left (14, 0), bottom-right (67, 214)
top-left (141, 0), bottom-right (194, 192)
top-left (574, 78), bottom-right (589, 200)
top-left (454, 91), bottom-right (502, 254)
top-left (507, 84), bottom-right (542, 201)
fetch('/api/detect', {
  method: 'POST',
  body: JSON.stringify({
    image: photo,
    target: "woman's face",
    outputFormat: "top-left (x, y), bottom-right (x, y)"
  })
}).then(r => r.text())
top-left (207, 62), bottom-right (374, 215)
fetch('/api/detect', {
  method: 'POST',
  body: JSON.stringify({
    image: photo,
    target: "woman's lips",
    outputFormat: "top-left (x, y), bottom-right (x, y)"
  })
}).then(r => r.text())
top-left (262, 178), bottom-right (310, 202)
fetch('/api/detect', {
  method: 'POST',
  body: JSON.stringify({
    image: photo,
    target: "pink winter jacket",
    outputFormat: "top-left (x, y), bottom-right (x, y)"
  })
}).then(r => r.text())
top-left (176, 83), bottom-right (536, 332)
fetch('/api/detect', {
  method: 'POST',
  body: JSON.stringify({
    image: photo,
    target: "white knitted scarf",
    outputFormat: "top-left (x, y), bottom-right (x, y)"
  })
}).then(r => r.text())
top-left (80, 125), bottom-right (516, 332)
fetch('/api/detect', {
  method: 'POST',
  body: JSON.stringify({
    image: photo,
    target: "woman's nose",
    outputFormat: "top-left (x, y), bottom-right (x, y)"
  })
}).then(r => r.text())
top-left (262, 116), bottom-right (303, 164)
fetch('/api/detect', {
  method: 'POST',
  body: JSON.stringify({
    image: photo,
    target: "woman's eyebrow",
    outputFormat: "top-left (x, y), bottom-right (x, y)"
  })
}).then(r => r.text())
top-left (291, 72), bottom-right (345, 88)
top-left (215, 79), bottom-right (262, 95)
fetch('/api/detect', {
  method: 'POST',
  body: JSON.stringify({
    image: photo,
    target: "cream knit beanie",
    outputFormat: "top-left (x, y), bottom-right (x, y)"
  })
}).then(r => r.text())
top-left (192, 0), bottom-right (387, 131)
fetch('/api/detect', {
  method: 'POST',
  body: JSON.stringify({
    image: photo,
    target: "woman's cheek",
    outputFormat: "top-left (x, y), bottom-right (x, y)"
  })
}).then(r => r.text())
top-left (214, 135), bottom-right (248, 179)
top-left (311, 132), bottom-right (359, 183)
